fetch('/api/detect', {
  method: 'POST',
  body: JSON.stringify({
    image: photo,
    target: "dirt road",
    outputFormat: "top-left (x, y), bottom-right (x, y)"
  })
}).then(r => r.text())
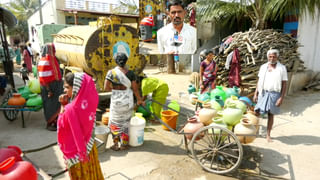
top-left (0, 65), bottom-right (319, 180)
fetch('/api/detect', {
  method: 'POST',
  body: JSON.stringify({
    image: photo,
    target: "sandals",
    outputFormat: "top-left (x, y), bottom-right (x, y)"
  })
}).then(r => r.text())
top-left (110, 144), bottom-right (120, 151)
top-left (120, 145), bottom-right (129, 150)
top-left (110, 143), bottom-right (129, 151)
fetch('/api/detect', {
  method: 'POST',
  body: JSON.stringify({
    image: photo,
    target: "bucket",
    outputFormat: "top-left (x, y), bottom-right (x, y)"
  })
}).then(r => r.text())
top-left (95, 125), bottom-right (110, 144)
top-left (129, 116), bottom-right (146, 147)
top-left (161, 110), bottom-right (178, 131)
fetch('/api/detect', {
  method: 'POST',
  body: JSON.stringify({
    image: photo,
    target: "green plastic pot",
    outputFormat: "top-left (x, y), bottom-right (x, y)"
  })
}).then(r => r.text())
top-left (225, 96), bottom-right (247, 113)
top-left (222, 105), bottom-right (243, 126)
top-left (225, 86), bottom-right (240, 98)
top-left (137, 100), bottom-right (152, 117)
top-left (210, 86), bottom-right (227, 102)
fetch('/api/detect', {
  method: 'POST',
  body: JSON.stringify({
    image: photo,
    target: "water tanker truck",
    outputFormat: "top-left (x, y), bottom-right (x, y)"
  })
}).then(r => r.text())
top-left (53, 17), bottom-right (147, 91)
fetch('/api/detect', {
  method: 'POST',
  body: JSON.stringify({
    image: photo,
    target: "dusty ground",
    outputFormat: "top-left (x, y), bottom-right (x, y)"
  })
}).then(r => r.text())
top-left (0, 65), bottom-right (319, 180)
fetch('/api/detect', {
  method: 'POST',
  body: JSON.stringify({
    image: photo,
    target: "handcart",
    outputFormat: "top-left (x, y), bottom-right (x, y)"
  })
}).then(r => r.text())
top-left (144, 98), bottom-right (259, 175)
top-left (0, 89), bottom-right (42, 128)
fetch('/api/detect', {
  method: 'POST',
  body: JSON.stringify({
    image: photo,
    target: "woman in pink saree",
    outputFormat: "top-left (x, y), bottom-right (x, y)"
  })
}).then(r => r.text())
top-left (22, 45), bottom-right (32, 72)
top-left (199, 49), bottom-right (218, 94)
top-left (58, 72), bottom-right (104, 180)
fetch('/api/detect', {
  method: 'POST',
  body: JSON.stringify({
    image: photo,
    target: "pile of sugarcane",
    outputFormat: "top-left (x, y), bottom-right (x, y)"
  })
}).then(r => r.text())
top-left (215, 28), bottom-right (305, 95)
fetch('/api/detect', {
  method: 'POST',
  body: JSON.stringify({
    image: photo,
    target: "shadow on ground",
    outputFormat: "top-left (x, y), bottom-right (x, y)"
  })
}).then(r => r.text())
top-left (274, 135), bottom-right (320, 146)
top-left (226, 145), bottom-right (294, 180)
top-left (280, 91), bottom-right (320, 117)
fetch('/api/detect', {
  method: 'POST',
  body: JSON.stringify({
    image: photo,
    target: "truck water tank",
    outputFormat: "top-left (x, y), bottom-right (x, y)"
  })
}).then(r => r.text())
top-left (54, 18), bottom-right (146, 91)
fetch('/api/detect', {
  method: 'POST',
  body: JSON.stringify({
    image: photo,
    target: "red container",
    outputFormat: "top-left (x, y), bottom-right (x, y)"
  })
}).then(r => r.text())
top-left (0, 146), bottom-right (22, 163)
top-left (0, 157), bottom-right (37, 180)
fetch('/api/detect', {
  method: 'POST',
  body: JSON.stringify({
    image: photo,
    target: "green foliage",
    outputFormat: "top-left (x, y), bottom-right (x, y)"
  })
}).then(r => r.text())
top-left (197, 0), bottom-right (249, 29)
top-left (197, 0), bottom-right (320, 30)
top-left (114, 0), bottom-right (138, 15)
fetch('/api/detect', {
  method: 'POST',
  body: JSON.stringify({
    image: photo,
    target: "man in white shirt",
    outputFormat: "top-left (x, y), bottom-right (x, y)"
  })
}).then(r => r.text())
top-left (254, 49), bottom-right (288, 142)
top-left (157, 0), bottom-right (196, 54)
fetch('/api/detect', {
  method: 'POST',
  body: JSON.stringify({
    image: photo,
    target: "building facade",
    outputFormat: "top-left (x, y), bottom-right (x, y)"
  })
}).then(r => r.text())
top-left (28, 0), bottom-right (139, 52)
top-left (297, 9), bottom-right (320, 72)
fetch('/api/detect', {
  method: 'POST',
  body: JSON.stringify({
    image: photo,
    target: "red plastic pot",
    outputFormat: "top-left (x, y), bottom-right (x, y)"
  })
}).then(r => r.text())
top-left (0, 157), bottom-right (37, 180)
top-left (0, 146), bottom-right (22, 163)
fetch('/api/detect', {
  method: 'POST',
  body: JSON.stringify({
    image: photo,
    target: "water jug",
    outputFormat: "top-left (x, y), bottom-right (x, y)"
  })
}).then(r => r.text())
top-left (0, 146), bottom-right (22, 163)
top-left (234, 118), bottom-right (256, 144)
top-left (8, 93), bottom-right (26, 106)
top-left (239, 96), bottom-right (253, 106)
top-left (210, 86), bottom-right (227, 102)
top-left (225, 95), bottom-right (247, 113)
top-left (0, 157), bottom-right (37, 180)
top-left (225, 86), bottom-right (240, 98)
top-left (184, 117), bottom-right (204, 140)
top-left (129, 115), bottom-right (146, 147)
top-left (199, 108), bottom-right (217, 126)
top-left (188, 84), bottom-right (196, 94)
top-left (212, 95), bottom-right (224, 107)
top-left (137, 100), bottom-right (152, 117)
top-left (222, 104), bottom-right (243, 126)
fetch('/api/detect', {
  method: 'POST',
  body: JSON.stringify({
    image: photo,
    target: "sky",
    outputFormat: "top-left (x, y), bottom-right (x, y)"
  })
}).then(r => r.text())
top-left (1, 0), bottom-right (11, 4)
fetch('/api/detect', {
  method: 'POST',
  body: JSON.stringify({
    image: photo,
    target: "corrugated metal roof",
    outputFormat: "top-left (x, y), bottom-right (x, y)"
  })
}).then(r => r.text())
top-left (0, 7), bottom-right (17, 28)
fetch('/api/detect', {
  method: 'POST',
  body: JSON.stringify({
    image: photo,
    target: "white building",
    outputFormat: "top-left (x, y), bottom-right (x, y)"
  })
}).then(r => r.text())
top-left (297, 9), bottom-right (320, 72)
top-left (27, 0), bottom-right (138, 53)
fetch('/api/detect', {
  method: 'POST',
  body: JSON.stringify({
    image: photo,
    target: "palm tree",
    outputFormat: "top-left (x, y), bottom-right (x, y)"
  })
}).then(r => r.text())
top-left (3, 0), bottom-right (39, 42)
top-left (197, 0), bottom-right (320, 30)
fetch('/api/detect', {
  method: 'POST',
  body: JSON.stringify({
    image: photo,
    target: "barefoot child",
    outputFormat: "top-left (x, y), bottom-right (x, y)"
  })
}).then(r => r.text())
top-left (20, 63), bottom-right (29, 85)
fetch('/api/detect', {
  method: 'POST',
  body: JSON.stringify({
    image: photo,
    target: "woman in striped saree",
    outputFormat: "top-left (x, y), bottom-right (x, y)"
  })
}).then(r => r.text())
top-left (58, 72), bottom-right (104, 180)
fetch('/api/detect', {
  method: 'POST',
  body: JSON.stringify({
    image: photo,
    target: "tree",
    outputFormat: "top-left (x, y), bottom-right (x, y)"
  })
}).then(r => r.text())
top-left (3, 0), bottom-right (39, 42)
top-left (197, 0), bottom-right (320, 30)
top-left (113, 0), bottom-right (138, 15)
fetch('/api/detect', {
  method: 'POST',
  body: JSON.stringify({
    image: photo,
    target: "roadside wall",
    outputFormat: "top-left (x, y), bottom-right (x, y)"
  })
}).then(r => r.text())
top-left (297, 9), bottom-right (320, 72)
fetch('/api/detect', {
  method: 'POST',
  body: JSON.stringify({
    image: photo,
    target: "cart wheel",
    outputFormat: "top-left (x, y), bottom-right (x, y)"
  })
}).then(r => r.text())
top-left (190, 125), bottom-right (243, 174)
top-left (2, 89), bottom-right (19, 121)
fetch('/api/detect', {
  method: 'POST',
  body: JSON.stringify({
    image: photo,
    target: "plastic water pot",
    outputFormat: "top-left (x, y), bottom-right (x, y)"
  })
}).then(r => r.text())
top-left (129, 116), bottom-right (146, 147)
top-left (225, 86), bottom-right (240, 98)
top-left (137, 100), bottom-right (152, 117)
top-left (0, 146), bottom-right (22, 163)
top-left (188, 84), bottom-right (196, 94)
top-left (210, 86), bottom-right (227, 102)
top-left (0, 157), bottom-right (37, 180)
